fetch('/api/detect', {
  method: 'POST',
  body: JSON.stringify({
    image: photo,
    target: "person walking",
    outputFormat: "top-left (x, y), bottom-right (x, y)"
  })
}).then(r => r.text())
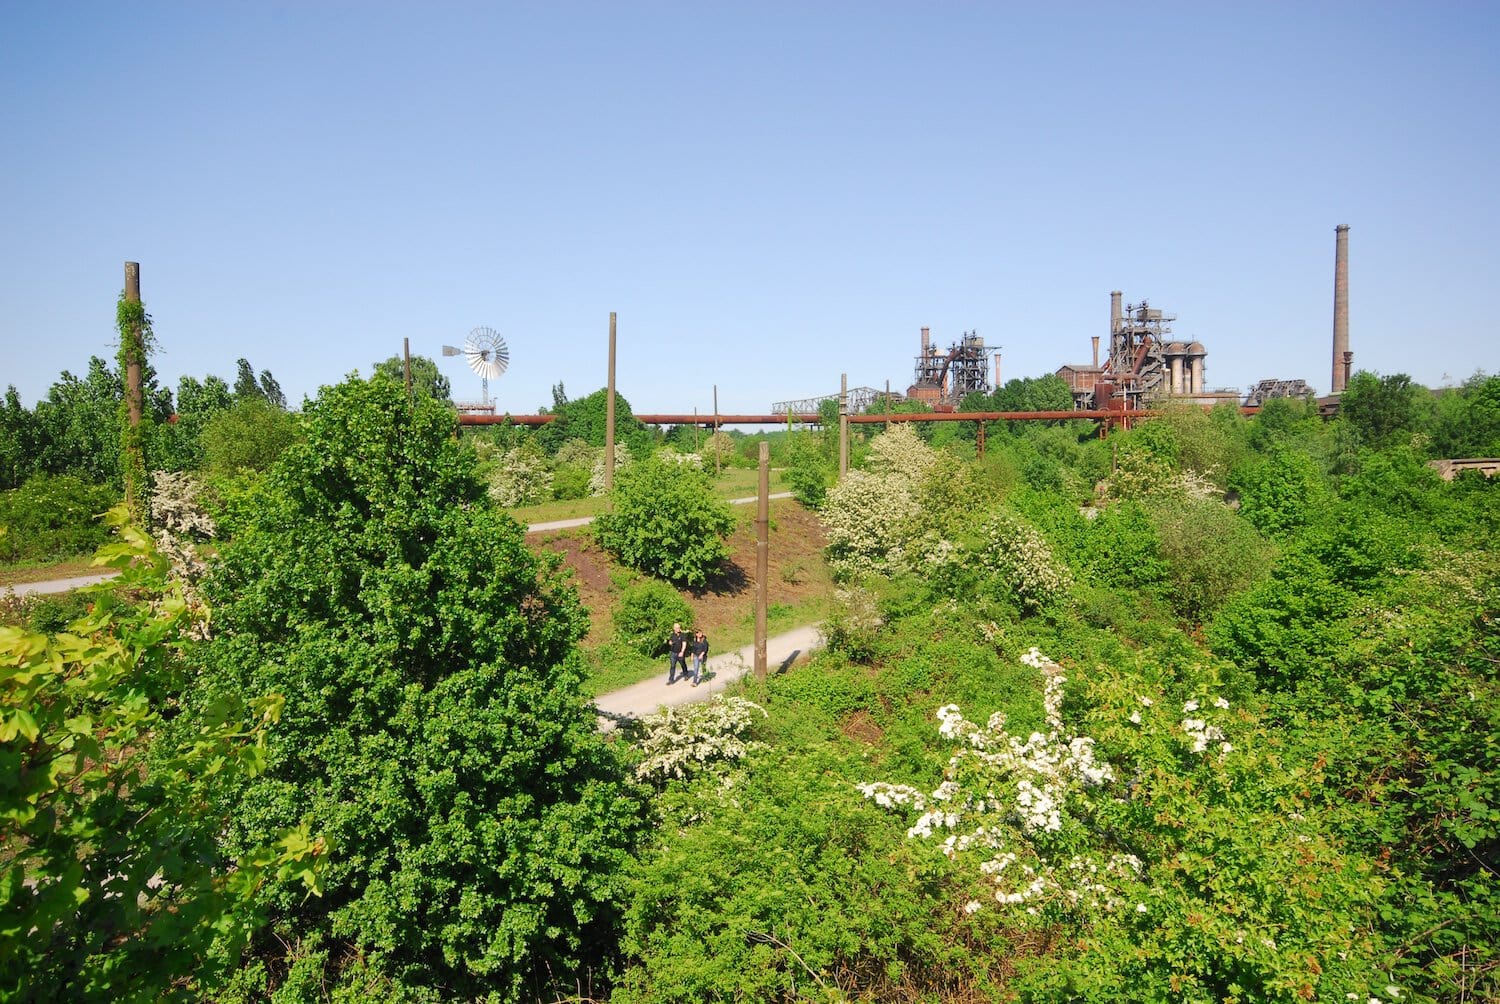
top-left (667, 622), bottom-right (690, 684)
top-left (689, 630), bottom-right (709, 687)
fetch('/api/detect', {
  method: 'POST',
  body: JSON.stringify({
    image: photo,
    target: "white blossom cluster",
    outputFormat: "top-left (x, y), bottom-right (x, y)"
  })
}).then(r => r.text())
top-left (864, 424), bottom-right (942, 481)
top-left (1180, 697), bottom-right (1233, 755)
top-left (554, 438), bottom-right (600, 469)
top-left (977, 513), bottom-right (1072, 611)
top-left (486, 446), bottom-right (553, 506)
top-left (148, 470), bottom-right (216, 639)
top-left (656, 448), bottom-right (704, 469)
top-left (588, 445), bottom-right (634, 496)
top-left (633, 696), bottom-right (767, 784)
top-left (861, 648), bottom-right (1138, 913)
top-left (821, 469), bottom-right (921, 578)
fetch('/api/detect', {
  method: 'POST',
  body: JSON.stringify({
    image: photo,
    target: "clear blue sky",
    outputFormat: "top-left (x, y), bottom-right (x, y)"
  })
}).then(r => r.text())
top-left (4, 2), bottom-right (1496, 416)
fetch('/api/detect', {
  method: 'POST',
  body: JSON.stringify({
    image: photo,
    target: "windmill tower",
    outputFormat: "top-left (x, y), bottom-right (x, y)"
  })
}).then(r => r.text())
top-left (443, 326), bottom-right (510, 411)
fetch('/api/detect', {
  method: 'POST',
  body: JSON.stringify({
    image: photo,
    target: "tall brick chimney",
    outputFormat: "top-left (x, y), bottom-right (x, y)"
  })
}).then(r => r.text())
top-left (1332, 225), bottom-right (1350, 393)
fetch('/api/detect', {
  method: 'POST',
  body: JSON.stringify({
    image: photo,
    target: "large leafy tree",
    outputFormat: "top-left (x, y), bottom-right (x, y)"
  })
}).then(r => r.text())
top-left (536, 386), bottom-right (646, 454)
top-left (1338, 370), bottom-right (1432, 449)
top-left (372, 353), bottom-right (452, 404)
top-left (199, 374), bottom-right (641, 1000)
top-left (0, 386), bottom-right (41, 489)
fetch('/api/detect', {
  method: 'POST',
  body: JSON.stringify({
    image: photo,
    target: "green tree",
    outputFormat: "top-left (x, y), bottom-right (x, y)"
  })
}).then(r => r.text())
top-left (232, 358), bottom-right (263, 402)
top-left (0, 386), bottom-right (41, 489)
top-left (1430, 372), bottom-right (1500, 457)
top-left (1, 509), bottom-right (324, 1001)
top-left (372, 353), bottom-right (452, 404)
top-left (257, 369), bottom-right (286, 409)
top-left (594, 457), bottom-right (738, 587)
top-left (536, 387), bottom-right (644, 455)
top-left (1230, 445), bottom-right (1332, 539)
top-left (199, 397), bottom-right (300, 476)
top-left (198, 375), bottom-right (640, 1000)
top-left (1338, 371), bottom-right (1432, 450)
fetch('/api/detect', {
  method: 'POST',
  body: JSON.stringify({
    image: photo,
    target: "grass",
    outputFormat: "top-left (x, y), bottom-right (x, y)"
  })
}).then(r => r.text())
top-left (505, 466), bottom-right (787, 526)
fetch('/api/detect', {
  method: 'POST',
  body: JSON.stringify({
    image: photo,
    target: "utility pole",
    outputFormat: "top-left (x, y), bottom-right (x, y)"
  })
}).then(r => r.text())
top-left (754, 441), bottom-right (769, 680)
top-left (838, 373), bottom-right (848, 479)
top-left (403, 337), bottom-right (412, 405)
top-left (606, 312), bottom-right (617, 490)
top-left (122, 262), bottom-right (145, 524)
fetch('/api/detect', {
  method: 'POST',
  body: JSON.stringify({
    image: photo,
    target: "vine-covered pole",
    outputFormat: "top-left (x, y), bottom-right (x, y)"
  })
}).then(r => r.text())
top-left (754, 440), bottom-right (769, 680)
top-left (606, 312), bottom-right (617, 490)
top-left (120, 261), bottom-right (147, 524)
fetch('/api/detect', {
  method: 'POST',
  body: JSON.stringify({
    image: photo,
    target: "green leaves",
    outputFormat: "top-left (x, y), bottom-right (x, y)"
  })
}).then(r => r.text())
top-left (198, 374), bottom-right (641, 1001)
top-left (593, 457), bottom-right (738, 587)
top-left (1, 507), bottom-right (326, 1001)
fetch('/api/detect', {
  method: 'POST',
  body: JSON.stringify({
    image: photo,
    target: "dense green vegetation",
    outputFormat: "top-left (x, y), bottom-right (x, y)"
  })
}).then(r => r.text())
top-left (3, 361), bottom-right (1498, 1001)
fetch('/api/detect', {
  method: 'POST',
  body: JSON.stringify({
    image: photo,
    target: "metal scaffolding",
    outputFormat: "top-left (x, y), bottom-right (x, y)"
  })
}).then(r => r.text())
top-left (908, 330), bottom-right (997, 406)
top-left (771, 386), bottom-right (903, 417)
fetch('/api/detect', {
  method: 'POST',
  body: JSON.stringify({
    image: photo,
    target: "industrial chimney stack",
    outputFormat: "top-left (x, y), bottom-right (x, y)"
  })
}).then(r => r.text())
top-left (1331, 225), bottom-right (1350, 393)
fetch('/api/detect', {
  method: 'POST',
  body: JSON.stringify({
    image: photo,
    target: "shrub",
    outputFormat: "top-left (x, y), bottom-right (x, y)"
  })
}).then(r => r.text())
top-left (821, 469), bottom-right (920, 579)
top-left (614, 579), bottom-right (693, 656)
top-left (974, 508), bottom-right (1072, 612)
top-left (0, 472), bottom-right (117, 563)
top-left (551, 462), bottom-right (592, 500)
top-left (199, 398), bottom-right (299, 475)
top-left (1149, 497), bottom-right (1273, 621)
top-left (593, 457), bottom-right (737, 587)
top-left (1, 510), bottom-right (325, 1001)
top-left (632, 696), bottom-right (766, 785)
top-left (199, 376), bottom-right (641, 1001)
top-left (484, 441), bottom-right (553, 506)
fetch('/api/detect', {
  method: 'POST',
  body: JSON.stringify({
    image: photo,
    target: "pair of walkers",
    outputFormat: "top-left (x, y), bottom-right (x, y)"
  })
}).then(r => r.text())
top-left (666, 622), bottom-right (709, 687)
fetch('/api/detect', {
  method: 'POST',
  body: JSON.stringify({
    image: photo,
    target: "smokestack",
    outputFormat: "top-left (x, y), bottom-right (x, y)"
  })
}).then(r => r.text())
top-left (921, 326), bottom-right (930, 355)
top-left (1332, 225), bottom-right (1350, 393)
top-left (994, 353), bottom-right (1002, 387)
top-left (1091, 335), bottom-right (1100, 369)
top-left (1110, 290), bottom-right (1122, 335)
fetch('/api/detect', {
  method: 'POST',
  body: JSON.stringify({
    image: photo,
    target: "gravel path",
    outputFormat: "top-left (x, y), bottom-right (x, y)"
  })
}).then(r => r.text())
top-left (594, 622), bottom-right (823, 731)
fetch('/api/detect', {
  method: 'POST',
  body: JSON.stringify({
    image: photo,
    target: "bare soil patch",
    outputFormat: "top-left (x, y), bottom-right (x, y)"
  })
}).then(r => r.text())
top-left (533, 498), bottom-right (830, 648)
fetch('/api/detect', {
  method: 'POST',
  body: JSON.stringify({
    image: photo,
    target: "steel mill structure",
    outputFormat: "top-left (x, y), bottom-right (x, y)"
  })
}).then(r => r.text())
top-left (1055, 293), bottom-right (1233, 411)
top-left (903, 328), bottom-right (999, 408)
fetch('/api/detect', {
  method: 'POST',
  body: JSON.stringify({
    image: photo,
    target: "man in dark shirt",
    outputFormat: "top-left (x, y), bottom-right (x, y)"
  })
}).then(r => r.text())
top-left (667, 622), bottom-right (690, 684)
top-left (689, 630), bottom-right (709, 687)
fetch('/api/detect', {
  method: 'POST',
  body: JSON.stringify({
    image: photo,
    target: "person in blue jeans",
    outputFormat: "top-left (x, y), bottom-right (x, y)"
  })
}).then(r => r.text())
top-left (666, 623), bottom-right (690, 684)
top-left (689, 630), bottom-right (709, 687)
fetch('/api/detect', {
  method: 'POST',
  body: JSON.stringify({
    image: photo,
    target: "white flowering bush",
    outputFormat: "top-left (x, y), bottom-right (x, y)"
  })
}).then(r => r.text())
top-left (865, 423), bottom-right (941, 481)
top-left (860, 648), bottom-right (1131, 913)
top-left (822, 584), bottom-right (884, 662)
top-left (634, 696), bottom-right (767, 785)
top-left (588, 444), bottom-right (634, 496)
top-left (860, 646), bottom-right (1396, 1001)
top-left (656, 447), bottom-right (704, 470)
top-left (553, 438), bottom-right (599, 468)
top-left (486, 445), bottom-right (553, 507)
top-left (148, 471), bottom-right (215, 633)
top-left (821, 469), bottom-right (920, 579)
top-left (973, 509), bottom-right (1072, 611)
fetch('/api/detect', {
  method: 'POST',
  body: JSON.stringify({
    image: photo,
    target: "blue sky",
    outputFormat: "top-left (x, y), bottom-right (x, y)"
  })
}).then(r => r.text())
top-left (4, 2), bottom-right (1496, 417)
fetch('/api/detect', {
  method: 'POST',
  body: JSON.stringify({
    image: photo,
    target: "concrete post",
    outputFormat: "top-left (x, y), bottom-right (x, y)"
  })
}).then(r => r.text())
top-left (838, 373), bottom-right (848, 479)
